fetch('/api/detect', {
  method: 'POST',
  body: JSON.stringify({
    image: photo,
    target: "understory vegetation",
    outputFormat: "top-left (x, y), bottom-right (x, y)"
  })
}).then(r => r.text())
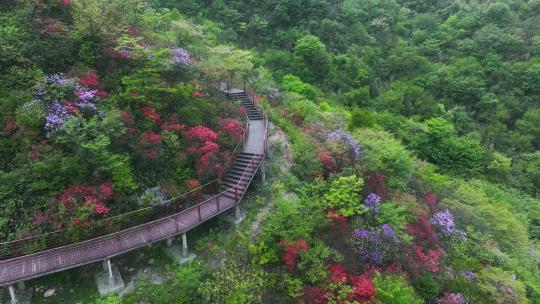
top-left (1, 0), bottom-right (540, 303)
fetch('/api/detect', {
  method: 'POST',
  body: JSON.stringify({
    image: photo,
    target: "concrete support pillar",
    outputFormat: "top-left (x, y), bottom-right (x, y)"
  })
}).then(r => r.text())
top-left (8, 285), bottom-right (17, 304)
top-left (106, 259), bottom-right (115, 286)
top-left (181, 233), bottom-right (188, 258)
top-left (166, 237), bottom-right (173, 248)
top-left (235, 204), bottom-right (241, 220)
top-left (260, 159), bottom-right (266, 184)
top-left (16, 281), bottom-right (25, 291)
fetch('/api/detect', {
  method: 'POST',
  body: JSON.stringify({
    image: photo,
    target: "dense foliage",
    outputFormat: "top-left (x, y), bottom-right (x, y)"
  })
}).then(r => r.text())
top-left (0, 1), bottom-right (249, 240)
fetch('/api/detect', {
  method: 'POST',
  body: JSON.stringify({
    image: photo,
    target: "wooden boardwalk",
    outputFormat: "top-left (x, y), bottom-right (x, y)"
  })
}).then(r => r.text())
top-left (0, 89), bottom-right (268, 286)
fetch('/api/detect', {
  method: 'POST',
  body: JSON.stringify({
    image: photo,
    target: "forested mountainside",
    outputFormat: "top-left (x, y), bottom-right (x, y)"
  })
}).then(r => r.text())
top-left (162, 0), bottom-right (540, 196)
top-left (1, 0), bottom-right (539, 303)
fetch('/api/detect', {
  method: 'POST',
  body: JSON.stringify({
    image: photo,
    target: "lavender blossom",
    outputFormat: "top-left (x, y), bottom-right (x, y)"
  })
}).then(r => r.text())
top-left (171, 48), bottom-right (192, 65)
top-left (327, 129), bottom-right (362, 160)
top-left (45, 73), bottom-right (74, 86)
top-left (463, 271), bottom-right (476, 280)
top-left (364, 193), bottom-right (381, 214)
top-left (355, 229), bottom-right (369, 239)
top-left (431, 210), bottom-right (466, 238)
top-left (76, 88), bottom-right (98, 111)
top-left (45, 100), bottom-right (71, 136)
top-left (381, 224), bottom-right (394, 238)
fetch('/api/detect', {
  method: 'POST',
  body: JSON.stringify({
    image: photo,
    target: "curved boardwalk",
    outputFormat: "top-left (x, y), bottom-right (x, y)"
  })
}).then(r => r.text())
top-left (0, 89), bottom-right (268, 286)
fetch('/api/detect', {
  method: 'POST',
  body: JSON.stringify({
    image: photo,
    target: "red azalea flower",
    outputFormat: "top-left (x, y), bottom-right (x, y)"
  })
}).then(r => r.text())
top-left (94, 203), bottom-right (111, 215)
top-left (146, 149), bottom-right (158, 158)
top-left (59, 0), bottom-right (70, 7)
top-left (99, 183), bottom-right (113, 200)
top-left (79, 74), bottom-right (100, 88)
top-left (186, 126), bottom-right (218, 142)
top-left (3, 116), bottom-right (16, 135)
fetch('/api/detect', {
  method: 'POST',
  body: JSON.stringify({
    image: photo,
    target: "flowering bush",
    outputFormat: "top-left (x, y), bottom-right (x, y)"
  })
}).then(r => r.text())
top-left (408, 245), bottom-right (446, 273)
top-left (327, 129), bottom-right (362, 160)
top-left (171, 48), bottom-right (193, 65)
top-left (141, 104), bottom-right (160, 123)
top-left (186, 126), bottom-right (219, 142)
top-left (364, 193), bottom-right (382, 215)
top-left (431, 210), bottom-right (466, 238)
top-left (303, 286), bottom-right (328, 304)
top-left (405, 212), bottom-right (439, 248)
top-left (221, 119), bottom-right (244, 140)
top-left (33, 183), bottom-right (114, 231)
top-left (279, 239), bottom-right (310, 272)
top-left (437, 293), bottom-right (464, 304)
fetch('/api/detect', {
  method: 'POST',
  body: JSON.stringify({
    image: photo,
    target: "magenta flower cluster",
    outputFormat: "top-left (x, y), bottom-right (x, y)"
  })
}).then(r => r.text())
top-left (327, 129), bottom-right (362, 160)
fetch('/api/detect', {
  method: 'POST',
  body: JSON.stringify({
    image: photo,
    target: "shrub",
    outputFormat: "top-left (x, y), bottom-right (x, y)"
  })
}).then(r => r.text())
top-left (374, 273), bottom-right (422, 304)
top-left (323, 175), bottom-right (365, 217)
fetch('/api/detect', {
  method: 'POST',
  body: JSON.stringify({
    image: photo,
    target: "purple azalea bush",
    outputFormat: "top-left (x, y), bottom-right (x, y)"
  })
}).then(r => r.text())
top-left (327, 129), bottom-right (362, 160)
top-left (171, 48), bottom-right (192, 65)
top-left (431, 210), bottom-right (466, 238)
top-left (45, 100), bottom-right (71, 136)
top-left (354, 224), bottom-right (396, 265)
top-left (364, 193), bottom-right (381, 214)
top-left (38, 74), bottom-right (102, 137)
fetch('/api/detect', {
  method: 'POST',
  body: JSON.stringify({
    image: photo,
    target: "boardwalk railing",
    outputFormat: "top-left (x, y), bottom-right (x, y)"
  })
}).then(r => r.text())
top-left (0, 89), bottom-right (252, 261)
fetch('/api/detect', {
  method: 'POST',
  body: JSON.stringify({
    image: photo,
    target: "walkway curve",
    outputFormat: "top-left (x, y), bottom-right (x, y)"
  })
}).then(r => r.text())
top-left (0, 88), bottom-right (268, 286)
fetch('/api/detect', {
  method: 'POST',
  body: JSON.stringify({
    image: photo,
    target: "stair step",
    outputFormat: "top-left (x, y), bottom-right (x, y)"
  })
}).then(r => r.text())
top-left (220, 191), bottom-right (237, 200)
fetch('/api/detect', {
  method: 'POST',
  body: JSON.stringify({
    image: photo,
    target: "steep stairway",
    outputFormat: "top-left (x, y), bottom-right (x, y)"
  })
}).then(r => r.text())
top-left (220, 152), bottom-right (264, 200)
top-left (230, 92), bottom-right (263, 120)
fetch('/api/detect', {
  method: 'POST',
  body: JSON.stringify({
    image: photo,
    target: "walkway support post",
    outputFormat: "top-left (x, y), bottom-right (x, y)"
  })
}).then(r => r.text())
top-left (16, 281), bottom-right (25, 291)
top-left (8, 285), bottom-right (17, 304)
top-left (166, 237), bottom-right (173, 248)
top-left (182, 233), bottom-right (189, 258)
top-left (235, 204), bottom-right (241, 220)
top-left (106, 259), bottom-right (115, 286)
top-left (260, 159), bottom-right (266, 184)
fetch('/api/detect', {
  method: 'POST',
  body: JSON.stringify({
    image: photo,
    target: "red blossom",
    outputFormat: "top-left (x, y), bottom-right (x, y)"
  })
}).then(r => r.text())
top-left (328, 264), bottom-right (347, 283)
top-left (59, 0), bottom-right (70, 7)
top-left (141, 104), bottom-right (160, 122)
top-left (32, 214), bottom-right (49, 225)
top-left (409, 245), bottom-right (446, 273)
top-left (162, 123), bottom-right (185, 131)
top-left (79, 74), bottom-right (100, 88)
top-left (366, 173), bottom-right (389, 200)
top-left (140, 131), bottom-right (162, 145)
top-left (186, 126), bottom-right (218, 142)
top-left (348, 275), bottom-right (376, 303)
top-left (192, 91), bottom-right (204, 97)
top-left (94, 202), bottom-right (111, 215)
top-left (424, 192), bottom-right (438, 211)
top-left (64, 101), bottom-right (79, 114)
top-left (279, 239), bottom-right (310, 272)
top-left (405, 212), bottom-right (439, 248)
top-left (303, 286), bottom-right (328, 304)
top-left (200, 141), bottom-right (219, 153)
top-left (187, 179), bottom-right (199, 190)
top-left (319, 151), bottom-right (338, 173)
top-left (146, 149), bottom-right (158, 158)
top-left (3, 116), bottom-right (16, 135)
top-left (99, 183), bottom-right (114, 200)
top-left (95, 89), bottom-right (108, 99)
top-left (221, 119), bottom-right (243, 139)
top-left (120, 111), bottom-right (135, 126)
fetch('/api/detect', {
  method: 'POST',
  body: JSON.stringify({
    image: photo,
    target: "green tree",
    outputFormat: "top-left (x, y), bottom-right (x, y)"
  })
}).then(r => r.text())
top-left (293, 35), bottom-right (331, 83)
